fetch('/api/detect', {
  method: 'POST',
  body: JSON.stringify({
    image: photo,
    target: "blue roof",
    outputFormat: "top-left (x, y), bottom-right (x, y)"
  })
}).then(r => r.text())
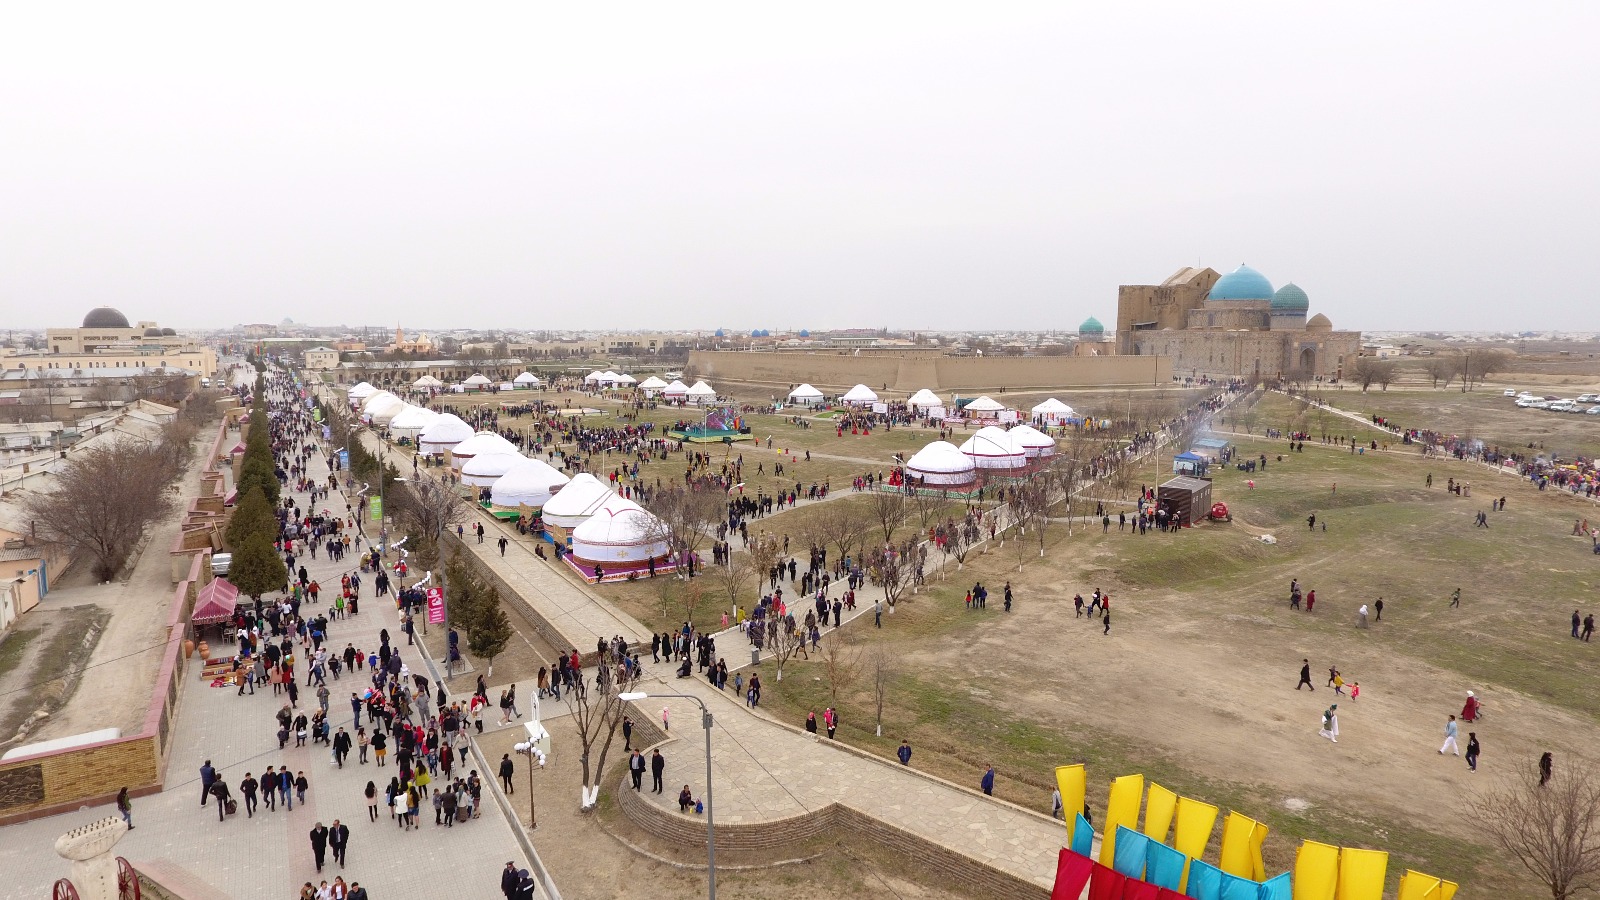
top-left (1272, 283), bottom-right (1310, 311)
top-left (1208, 264), bottom-right (1274, 301)
top-left (1175, 451), bottom-right (1205, 461)
top-left (1079, 316), bottom-right (1104, 333)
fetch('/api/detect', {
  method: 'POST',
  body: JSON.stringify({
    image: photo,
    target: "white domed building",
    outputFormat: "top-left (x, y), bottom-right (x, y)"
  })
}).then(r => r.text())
top-left (567, 501), bottom-right (674, 582)
top-left (418, 413), bottom-right (474, 456)
top-left (490, 458), bottom-right (571, 513)
top-left (903, 441), bottom-right (977, 491)
top-left (447, 432), bottom-right (519, 469)
top-left (959, 426), bottom-right (1028, 473)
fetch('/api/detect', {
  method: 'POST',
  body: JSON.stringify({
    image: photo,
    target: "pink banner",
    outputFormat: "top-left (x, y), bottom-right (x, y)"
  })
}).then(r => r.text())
top-left (426, 587), bottom-right (445, 625)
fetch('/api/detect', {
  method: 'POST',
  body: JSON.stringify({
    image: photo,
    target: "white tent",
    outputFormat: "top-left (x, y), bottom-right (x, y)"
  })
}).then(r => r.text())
top-left (490, 458), bottom-right (571, 510)
top-left (388, 405), bottom-right (441, 441)
top-left (459, 451), bottom-right (525, 487)
top-left (347, 382), bottom-right (378, 401)
top-left (542, 473), bottom-right (616, 530)
top-left (584, 371), bottom-right (605, 384)
top-left (907, 388), bottom-right (943, 409)
top-left (615, 373), bottom-right (637, 385)
top-left (639, 375), bottom-right (669, 397)
top-left (570, 503), bottom-right (669, 570)
top-left (662, 380), bottom-right (689, 399)
top-left (448, 431), bottom-right (519, 469)
top-left (685, 380), bottom-right (717, 405)
top-left (1030, 398), bottom-right (1076, 424)
top-left (599, 371), bottom-right (622, 386)
top-left (462, 374), bottom-right (492, 389)
top-left (788, 383), bottom-right (824, 403)
top-left (904, 441), bottom-right (978, 486)
top-left (418, 413), bottom-right (475, 455)
top-left (413, 375), bottom-right (444, 388)
top-left (962, 395), bottom-right (1008, 414)
top-left (371, 401), bottom-right (415, 428)
top-left (959, 426), bottom-right (1028, 470)
top-left (362, 394), bottom-right (406, 422)
top-left (1007, 424), bottom-right (1056, 458)
top-left (513, 372), bottom-right (542, 387)
top-left (841, 384), bottom-right (878, 405)
top-left (360, 390), bottom-right (399, 413)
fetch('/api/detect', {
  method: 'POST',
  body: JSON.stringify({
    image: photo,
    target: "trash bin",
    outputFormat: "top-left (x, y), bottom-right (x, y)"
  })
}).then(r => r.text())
top-left (751, 648), bottom-right (760, 667)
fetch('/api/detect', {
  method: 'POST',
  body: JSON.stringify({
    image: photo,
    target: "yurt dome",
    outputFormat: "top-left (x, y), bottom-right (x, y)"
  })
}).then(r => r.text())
top-left (584, 371), bottom-right (605, 384)
top-left (1007, 424), bottom-right (1056, 458)
top-left (462, 374), bottom-right (492, 387)
top-left (960, 426), bottom-right (1028, 470)
top-left (370, 400), bottom-right (414, 427)
top-left (490, 458), bottom-right (571, 509)
top-left (904, 441), bottom-right (978, 486)
top-left (685, 381), bottom-right (717, 405)
top-left (570, 505), bottom-right (669, 568)
top-left (788, 383), bottom-right (824, 402)
top-left (962, 395), bottom-right (1007, 414)
top-left (542, 473), bottom-right (616, 529)
top-left (908, 388), bottom-right (943, 409)
top-left (388, 406), bottom-right (441, 440)
top-left (418, 413), bottom-right (475, 455)
top-left (362, 394), bottom-right (406, 421)
top-left (347, 382), bottom-right (377, 401)
top-left (639, 375), bottom-right (668, 390)
top-left (1031, 398), bottom-right (1074, 417)
top-left (615, 373), bottom-right (637, 385)
top-left (448, 431), bottom-right (519, 469)
top-left (413, 375), bottom-right (444, 388)
top-left (662, 380), bottom-right (689, 398)
top-left (460, 451), bottom-right (526, 487)
top-left (841, 384), bottom-right (878, 405)
top-left (360, 390), bottom-right (398, 412)
top-left (513, 371), bottom-right (541, 386)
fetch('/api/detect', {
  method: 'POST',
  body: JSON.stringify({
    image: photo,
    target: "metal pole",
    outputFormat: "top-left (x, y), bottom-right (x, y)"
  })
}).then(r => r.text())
top-left (702, 701), bottom-right (715, 900)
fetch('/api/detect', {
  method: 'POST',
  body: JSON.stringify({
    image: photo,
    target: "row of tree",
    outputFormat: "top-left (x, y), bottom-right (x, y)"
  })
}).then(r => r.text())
top-left (227, 377), bottom-right (289, 601)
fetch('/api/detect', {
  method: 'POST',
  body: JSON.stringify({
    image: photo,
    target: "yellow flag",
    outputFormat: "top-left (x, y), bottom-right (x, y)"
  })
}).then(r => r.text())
top-left (1293, 840), bottom-right (1339, 900)
top-left (1055, 765), bottom-right (1086, 844)
top-left (1101, 775), bottom-right (1144, 865)
top-left (1144, 783), bottom-right (1177, 843)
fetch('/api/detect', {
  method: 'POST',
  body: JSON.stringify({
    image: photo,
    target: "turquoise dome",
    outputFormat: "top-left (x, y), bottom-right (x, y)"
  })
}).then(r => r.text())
top-left (1208, 265), bottom-right (1274, 301)
top-left (1272, 283), bottom-right (1309, 311)
top-left (1079, 316), bottom-right (1104, 334)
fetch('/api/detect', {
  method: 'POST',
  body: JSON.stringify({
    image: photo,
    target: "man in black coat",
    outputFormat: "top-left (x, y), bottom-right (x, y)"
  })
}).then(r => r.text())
top-left (328, 820), bottom-right (350, 868)
top-left (199, 760), bottom-right (216, 806)
top-left (309, 822), bottom-right (329, 873)
top-left (650, 749), bottom-right (665, 794)
top-left (501, 862), bottom-right (519, 900)
top-left (333, 727), bottom-right (353, 767)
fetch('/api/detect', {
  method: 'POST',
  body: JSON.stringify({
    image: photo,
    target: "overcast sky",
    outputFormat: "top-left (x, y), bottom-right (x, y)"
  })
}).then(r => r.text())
top-left (2, 3), bottom-right (1595, 333)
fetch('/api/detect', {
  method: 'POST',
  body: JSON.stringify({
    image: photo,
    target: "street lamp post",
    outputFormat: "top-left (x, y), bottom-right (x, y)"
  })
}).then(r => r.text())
top-left (619, 691), bottom-right (714, 900)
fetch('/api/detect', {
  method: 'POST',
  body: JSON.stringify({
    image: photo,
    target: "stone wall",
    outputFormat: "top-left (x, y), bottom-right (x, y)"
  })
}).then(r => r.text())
top-left (687, 351), bottom-right (1170, 395)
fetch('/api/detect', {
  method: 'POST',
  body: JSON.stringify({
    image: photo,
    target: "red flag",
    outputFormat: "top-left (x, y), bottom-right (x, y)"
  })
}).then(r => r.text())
top-left (1052, 849), bottom-right (1094, 900)
top-left (1088, 863), bottom-right (1127, 900)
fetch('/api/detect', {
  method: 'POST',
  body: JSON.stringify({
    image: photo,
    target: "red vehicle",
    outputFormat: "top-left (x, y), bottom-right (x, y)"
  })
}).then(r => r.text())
top-left (1208, 502), bottom-right (1232, 522)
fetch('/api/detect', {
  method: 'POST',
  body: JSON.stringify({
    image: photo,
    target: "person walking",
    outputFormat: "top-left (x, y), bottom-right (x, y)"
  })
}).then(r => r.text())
top-left (897, 741), bottom-right (912, 766)
top-left (1465, 733), bottom-right (1480, 772)
top-left (980, 765), bottom-right (996, 796)
top-left (1296, 659), bottom-right (1314, 691)
top-left (309, 823), bottom-right (329, 873)
top-left (498, 536), bottom-right (508, 557)
top-left (499, 753), bottom-right (515, 794)
top-left (1575, 610), bottom-right (1584, 639)
top-left (1374, 597), bottom-right (1384, 621)
top-left (333, 728), bottom-right (352, 768)
top-left (1449, 588), bottom-right (1461, 608)
top-left (1540, 752), bottom-right (1554, 786)
top-left (210, 778), bottom-right (232, 822)
top-left (1356, 604), bottom-right (1369, 628)
top-left (501, 862), bottom-right (520, 900)
top-left (1439, 715), bottom-right (1460, 755)
top-left (650, 749), bottom-right (666, 794)
top-left (240, 773), bottom-right (259, 817)
top-left (116, 787), bottom-right (134, 830)
top-left (1102, 609), bottom-right (1111, 635)
top-left (199, 759), bottom-right (217, 807)
top-left (329, 820), bottom-right (349, 868)
top-left (629, 750), bottom-right (646, 791)
top-left (1319, 705), bottom-right (1339, 743)
top-left (364, 781), bottom-right (379, 822)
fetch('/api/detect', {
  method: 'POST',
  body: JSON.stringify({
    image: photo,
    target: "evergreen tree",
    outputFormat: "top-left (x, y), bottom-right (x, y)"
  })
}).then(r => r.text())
top-left (226, 485), bottom-right (278, 550)
top-left (466, 587), bottom-right (513, 677)
top-left (229, 530), bottom-right (287, 600)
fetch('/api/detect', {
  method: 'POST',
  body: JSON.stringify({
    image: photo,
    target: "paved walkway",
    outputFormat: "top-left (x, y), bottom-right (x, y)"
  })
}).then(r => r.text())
top-left (0, 383), bottom-right (535, 900)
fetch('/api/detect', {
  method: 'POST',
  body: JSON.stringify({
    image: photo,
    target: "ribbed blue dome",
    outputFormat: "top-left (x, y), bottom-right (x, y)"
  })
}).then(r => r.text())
top-left (1271, 283), bottom-right (1309, 311)
top-left (1079, 316), bottom-right (1104, 334)
top-left (1208, 265), bottom-right (1274, 301)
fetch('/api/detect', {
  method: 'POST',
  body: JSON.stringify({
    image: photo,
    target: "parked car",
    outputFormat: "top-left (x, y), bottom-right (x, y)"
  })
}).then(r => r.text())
top-left (1577, 393), bottom-right (1598, 402)
top-left (211, 553), bottom-right (232, 576)
top-left (1587, 406), bottom-right (1600, 415)
top-left (1503, 389), bottom-right (1518, 397)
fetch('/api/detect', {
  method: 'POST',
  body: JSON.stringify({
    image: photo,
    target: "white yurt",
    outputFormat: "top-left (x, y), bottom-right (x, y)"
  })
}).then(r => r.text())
top-left (462, 374), bottom-right (493, 390)
top-left (841, 384), bottom-right (879, 405)
top-left (513, 372), bottom-right (542, 388)
top-left (490, 458), bottom-right (571, 511)
top-left (388, 406), bottom-right (441, 441)
top-left (362, 394), bottom-right (406, 423)
top-left (599, 371), bottom-right (622, 386)
top-left (459, 451), bottom-right (526, 487)
top-left (908, 388), bottom-right (943, 410)
top-left (662, 380), bottom-right (690, 400)
top-left (960, 426), bottom-right (1028, 471)
top-left (1007, 424), bottom-right (1057, 459)
top-left (638, 375), bottom-right (669, 397)
top-left (347, 382), bottom-right (378, 401)
top-left (904, 441), bottom-right (978, 487)
top-left (413, 375), bottom-right (444, 389)
top-left (370, 400), bottom-right (415, 428)
top-left (569, 502), bottom-right (669, 578)
top-left (584, 371), bottom-right (605, 385)
top-left (418, 413), bottom-right (475, 456)
top-left (962, 395), bottom-right (1008, 416)
top-left (448, 431), bottom-right (519, 470)
top-left (542, 473), bottom-right (616, 539)
top-left (360, 390), bottom-right (398, 413)
top-left (1030, 398), bottom-right (1076, 425)
top-left (788, 383), bottom-right (824, 404)
top-left (685, 381), bottom-right (718, 406)
top-left (615, 373), bottom-right (637, 386)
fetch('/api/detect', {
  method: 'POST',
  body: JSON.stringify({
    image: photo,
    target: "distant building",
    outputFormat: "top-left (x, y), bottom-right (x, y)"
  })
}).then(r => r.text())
top-left (26, 307), bottom-right (217, 377)
top-left (1114, 266), bottom-right (1360, 380)
top-left (1074, 317), bottom-right (1109, 356)
top-left (304, 347), bottom-right (341, 370)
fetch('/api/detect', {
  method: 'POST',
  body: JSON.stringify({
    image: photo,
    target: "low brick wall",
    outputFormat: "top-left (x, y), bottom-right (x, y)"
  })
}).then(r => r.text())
top-left (617, 781), bottom-right (837, 851)
top-left (833, 805), bottom-right (1050, 900)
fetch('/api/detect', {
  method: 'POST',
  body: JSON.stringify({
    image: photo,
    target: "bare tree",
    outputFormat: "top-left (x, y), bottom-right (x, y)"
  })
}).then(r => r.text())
top-left (866, 489), bottom-right (909, 546)
top-left (761, 613), bottom-right (808, 682)
top-left (641, 485), bottom-right (723, 572)
top-left (566, 665), bottom-right (640, 809)
top-left (817, 627), bottom-right (859, 702)
top-left (1461, 349), bottom-right (1510, 392)
top-left (1374, 359), bottom-right (1399, 392)
top-left (711, 554), bottom-right (756, 622)
top-left (394, 472), bottom-right (464, 548)
top-left (907, 488), bottom-right (948, 534)
top-left (867, 645), bottom-right (894, 737)
top-left (1424, 354), bottom-right (1461, 390)
top-left (23, 438), bottom-right (179, 582)
top-left (1472, 761), bottom-right (1600, 900)
top-left (815, 502), bottom-right (870, 572)
top-left (746, 532), bottom-right (784, 593)
top-left (866, 540), bottom-right (917, 610)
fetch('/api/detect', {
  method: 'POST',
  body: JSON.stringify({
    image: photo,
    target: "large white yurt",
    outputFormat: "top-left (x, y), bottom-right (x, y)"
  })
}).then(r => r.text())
top-left (788, 383), bottom-right (824, 404)
top-left (638, 375), bottom-right (669, 397)
top-left (462, 374), bottom-right (493, 390)
top-left (959, 426), bottom-right (1028, 471)
top-left (448, 431), bottom-right (519, 470)
top-left (370, 400), bottom-right (415, 428)
top-left (459, 451), bottom-right (525, 487)
top-left (347, 382), bottom-right (378, 401)
top-left (584, 371), bottom-right (605, 385)
top-left (388, 406), bottom-right (441, 441)
top-left (418, 413), bottom-right (475, 456)
top-left (490, 458), bottom-right (571, 511)
top-left (962, 395), bottom-right (1008, 415)
top-left (1030, 398), bottom-right (1075, 425)
top-left (662, 380), bottom-right (689, 400)
top-left (908, 388), bottom-right (943, 410)
top-left (360, 390), bottom-right (398, 413)
top-left (362, 394), bottom-right (406, 423)
top-left (841, 384), bottom-right (879, 405)
top-left (569, 502), bottom-right (670, 579)
top-left (904, 441), bottom-right (978, 487)
top-left (599, 371), bottom-right (622, 386)
top-left (513, 372), bottom-right (542, 388)
top-left (413, 375), bottom-right (444, 389)
top-left (541, 473), bottom-right (616, 538)
top-left (685, 381), bottom-right (717, 406)
top-left (615, 373), bottom-right (637, 386)
top-left (1007, 424), bottom-right (1057, 459)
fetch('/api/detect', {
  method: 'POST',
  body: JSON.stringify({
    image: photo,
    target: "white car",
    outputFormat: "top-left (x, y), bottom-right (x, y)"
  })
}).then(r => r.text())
top-left (1578, 393), bottom-right (1599, 402)
top-left (1503, 389), bottom-right (1518, 397)
top-left (1588, 406), bottom-right (1600, 415)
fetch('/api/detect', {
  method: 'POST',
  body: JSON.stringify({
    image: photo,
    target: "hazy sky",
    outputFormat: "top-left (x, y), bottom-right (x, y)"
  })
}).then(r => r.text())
top-left (2, 3), bottom-right (1595, 333)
